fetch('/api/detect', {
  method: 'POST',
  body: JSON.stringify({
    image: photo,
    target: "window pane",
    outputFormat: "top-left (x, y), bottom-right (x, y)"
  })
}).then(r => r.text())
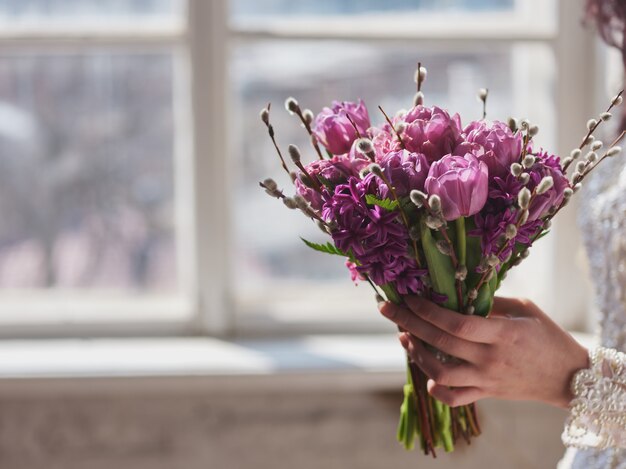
top-left (231, 0), bottom-right (514, 19)
top-left (0, 0), bottom-right (184, 21)
top-left (0, 52), bottom-right (177, 292)
top-left (231, 40), bottom-right (555, 326)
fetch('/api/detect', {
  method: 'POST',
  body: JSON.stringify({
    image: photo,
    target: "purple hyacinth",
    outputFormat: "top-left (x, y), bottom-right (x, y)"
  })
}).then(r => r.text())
top-left (322, 174), bottom-right (426, 290)
top-left (294, 154), bottom-right (369, 211)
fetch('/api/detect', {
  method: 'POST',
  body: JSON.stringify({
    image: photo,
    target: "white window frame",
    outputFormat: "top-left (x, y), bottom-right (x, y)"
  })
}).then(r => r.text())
top-left (0, 0), bottom-right (598, 338)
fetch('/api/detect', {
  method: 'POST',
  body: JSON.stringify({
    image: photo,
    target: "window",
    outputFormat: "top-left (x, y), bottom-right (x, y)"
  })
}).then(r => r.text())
top-left (0, 0), bottom-right (194, 335)
top-left (0, 0), bottom-right (599, 337)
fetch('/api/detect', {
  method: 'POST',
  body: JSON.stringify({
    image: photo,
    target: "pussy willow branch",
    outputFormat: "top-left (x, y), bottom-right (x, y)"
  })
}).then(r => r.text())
top-left (344, 112), bottom-right (363, 139)
top-left (293, 107), bottom-right (325, 161)
top-left (378, 105), bottom-right (407, 150)
top-left (262, 103), bottom-right (292, 177)
top-left (563, 89), bottom-right (624, 172)
top-left (571, 130), bottom-right (626, 186)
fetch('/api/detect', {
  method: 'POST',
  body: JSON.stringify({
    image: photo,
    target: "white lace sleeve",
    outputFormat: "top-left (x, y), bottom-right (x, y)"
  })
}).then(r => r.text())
top-left (562, 347), bottom-right (626, 449)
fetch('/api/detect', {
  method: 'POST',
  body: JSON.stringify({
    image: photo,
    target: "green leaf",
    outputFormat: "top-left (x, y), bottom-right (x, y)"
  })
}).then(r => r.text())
top-left (473, 273), bottom-right (498, 318)
top-left (420, 218), bottom-right (458, 311)
top-left (365, 194), bottom-right (399, 211)
top-left (473, 281), bottom-right (493, 318)
top-left (380, 283), bottom-right (402, 304)
top-left (463, 219), bottom-right (483, 287)
top-left (300, 238), bottom-right (347, 257)
top-left (404, 384), bottom-right (416, 450)
top-left (433, 399), bottom-right (454, 452)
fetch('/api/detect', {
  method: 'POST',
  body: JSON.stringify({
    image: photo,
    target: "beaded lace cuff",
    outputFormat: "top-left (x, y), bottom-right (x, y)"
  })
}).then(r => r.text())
top-left (562, 347), bottom-right (626, 449)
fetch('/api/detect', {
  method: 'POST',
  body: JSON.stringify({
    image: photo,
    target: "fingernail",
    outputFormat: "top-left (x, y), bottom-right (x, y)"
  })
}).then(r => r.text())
top-left (378, 302), bottom-right (389, 315)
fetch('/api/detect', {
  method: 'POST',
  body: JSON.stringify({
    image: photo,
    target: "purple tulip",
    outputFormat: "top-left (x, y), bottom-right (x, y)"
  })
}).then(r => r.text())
top-left (425, 152), bottom-right (489, 221)
top-left (377, 149), bottom-right (430, 197)
top-left (457, 121), bottom-right (523, 178)
top-left (313, 100), bottom-right (371, 155)
top-left (402, 106), bottom-right (463, 163)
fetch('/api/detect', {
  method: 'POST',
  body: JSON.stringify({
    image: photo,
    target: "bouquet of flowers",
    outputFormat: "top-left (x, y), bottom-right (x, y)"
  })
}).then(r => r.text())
top-left (258, 63), bottom-right (624, 457)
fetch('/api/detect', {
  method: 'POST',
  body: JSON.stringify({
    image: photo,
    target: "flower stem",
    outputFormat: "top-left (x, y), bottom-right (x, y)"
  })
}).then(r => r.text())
top-left (434, 399), bottom-right (454, 452)
top-left (465, 403), bottom-right (481, 436)
top-left (455, 217), bottom-right (467, 267)
top-left (437, 225), bottom-right (463, 310)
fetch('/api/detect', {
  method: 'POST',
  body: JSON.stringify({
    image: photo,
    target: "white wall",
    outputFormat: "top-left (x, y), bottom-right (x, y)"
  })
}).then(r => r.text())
top-left (0, 372), bottom-right (568, 469)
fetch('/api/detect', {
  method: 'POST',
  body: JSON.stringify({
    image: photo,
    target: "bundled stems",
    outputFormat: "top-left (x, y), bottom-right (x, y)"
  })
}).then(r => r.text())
top-left (410, 357), bottom-right (436, 456)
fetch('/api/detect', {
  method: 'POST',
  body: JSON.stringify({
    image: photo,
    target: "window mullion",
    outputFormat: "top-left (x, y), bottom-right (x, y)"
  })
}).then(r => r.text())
top-left (551, 0), bottom-right (595, 330)
top-left (187, 0), bottom-right (232, 336)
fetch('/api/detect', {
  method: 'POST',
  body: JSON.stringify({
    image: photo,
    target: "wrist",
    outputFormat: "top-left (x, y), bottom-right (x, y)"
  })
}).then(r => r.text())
top-left (553, 343), bottom-right (590, 409)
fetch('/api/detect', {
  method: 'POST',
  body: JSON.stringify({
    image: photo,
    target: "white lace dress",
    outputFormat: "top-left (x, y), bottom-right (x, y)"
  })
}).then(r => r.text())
top-left (558, 156), bottom-right (626, 468)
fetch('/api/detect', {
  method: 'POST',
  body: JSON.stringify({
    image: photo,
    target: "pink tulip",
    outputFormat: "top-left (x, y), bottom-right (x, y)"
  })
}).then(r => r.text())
top-left (457, 121), bottom-right (523, 178)
top-left (313, 100), bottom-right (371, 155)
top-left (402, 106), bottom-right (463, 163)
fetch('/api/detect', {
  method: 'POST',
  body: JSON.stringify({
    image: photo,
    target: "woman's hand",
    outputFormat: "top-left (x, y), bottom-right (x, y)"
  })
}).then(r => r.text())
top-left (378, 296), bottom-right (589, 409)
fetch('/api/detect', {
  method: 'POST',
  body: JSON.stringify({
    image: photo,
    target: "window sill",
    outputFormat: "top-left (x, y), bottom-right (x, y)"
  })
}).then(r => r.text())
top-left (0, 332), bottom-right (597, 394)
